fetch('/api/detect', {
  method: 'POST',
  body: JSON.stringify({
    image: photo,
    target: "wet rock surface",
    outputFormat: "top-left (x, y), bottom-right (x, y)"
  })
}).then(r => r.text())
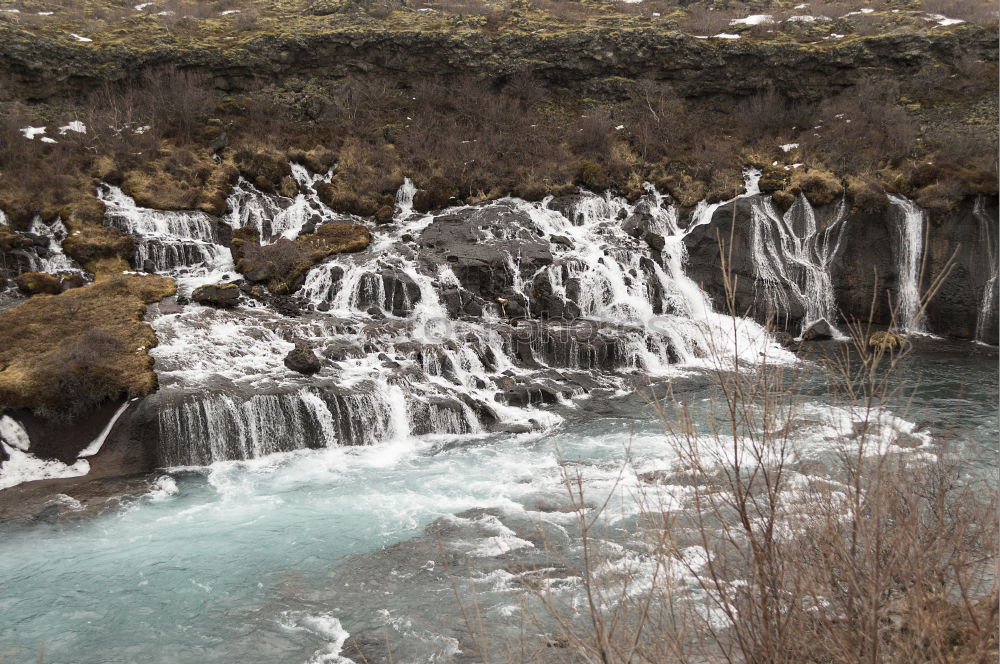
top-left (284, 342), bottom-right (322, 375)
top-left (192, 282), bottom-right (241, 307)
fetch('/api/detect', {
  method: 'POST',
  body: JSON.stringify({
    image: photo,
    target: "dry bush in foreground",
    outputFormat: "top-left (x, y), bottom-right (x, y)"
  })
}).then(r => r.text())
top-left (448, 246), bottom-right (997, 663)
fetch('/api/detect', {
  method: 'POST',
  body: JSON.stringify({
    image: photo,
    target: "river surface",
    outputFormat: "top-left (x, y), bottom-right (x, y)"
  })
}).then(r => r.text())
top-left (0, 340), bottom-right (995, 664)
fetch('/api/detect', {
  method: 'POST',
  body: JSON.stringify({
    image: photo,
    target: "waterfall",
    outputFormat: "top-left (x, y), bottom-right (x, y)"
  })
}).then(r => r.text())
top-left (888, 194), bottom-right (926, 334)
top-left (132, 174), bottom-right (792, 467)
top-left (226, 164), bottom-right (337, 242)
top-left (27, 216), bottom-right (81, 274)
top-left (748, 195), bottom-right (848, 337)
top-left (974, 196), bottom-right (999, 344)
top-left (99, 184), bottom-right (233, 277)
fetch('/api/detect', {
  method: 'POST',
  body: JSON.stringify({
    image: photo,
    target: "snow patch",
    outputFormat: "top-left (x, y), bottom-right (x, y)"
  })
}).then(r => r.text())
top-left (0, 443), bottom-right (89, 490)
top-left (69, 33), bottom-right (93, 42)
top-left (730, 14), bottom-right (773, 25)
top-left (20, 126), bottom-right (46, 140)
top-left (780, 143), bottom-right (799, 152)
top-left (59, 121), bottom-right (87, 135)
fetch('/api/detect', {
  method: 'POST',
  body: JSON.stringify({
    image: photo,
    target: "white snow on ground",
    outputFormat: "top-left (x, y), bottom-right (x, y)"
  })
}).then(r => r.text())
top-left (713, 33), bottom-right (741, 39)
top-left (731, 14), bottom-right (773, 25)
top-left (221, 9), bottom-right (241, 14)
top-left (842, 8), bottom-right (874, 17)
top-left (0, 443), bottom-right (90, 491)
top-left (780, 143), bottom-right (799, 152)
top-left (925, 13), bottom-right (964, 26)
top-left (40, 137), bottom-right (57, 144)
top-left (70, 33), bottom-right (93, 42)
top-left (135, 2), bottom-right (153, 9)
top-left (786, 15), bottom-right (820, 22)
top-left (0, 417), bottom-right (90, 491)
top-left (58, 121), bottom-right (87, 135)
top-left (20, 126), bottom-right (46, 140)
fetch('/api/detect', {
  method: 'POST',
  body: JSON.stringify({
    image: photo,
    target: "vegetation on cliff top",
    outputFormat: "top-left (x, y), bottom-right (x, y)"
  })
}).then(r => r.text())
top-left (0, 0), bottom-right (995, 45)
top-left (0, 273), bottom-right (175, 417)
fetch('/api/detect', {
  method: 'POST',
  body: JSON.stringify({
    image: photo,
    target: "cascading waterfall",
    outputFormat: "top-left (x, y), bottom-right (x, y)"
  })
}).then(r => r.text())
top-left (226, 164), bottom-right (338, 241)
top-left (74, 168), bottom-right (802, 467)
top-left (27, 216), bottom-right (80, 274)
top-left (974, 196), bottom-right (999, 344)
top-left (748, 194), bottom-right (848, 336)
top-left (888, 194), bottom-right (926, 334)
top-left (99, 184), bottom-right (232, 275)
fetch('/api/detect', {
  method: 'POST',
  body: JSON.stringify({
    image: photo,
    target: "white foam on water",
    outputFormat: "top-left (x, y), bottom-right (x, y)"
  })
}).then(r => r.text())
top-left (146, 475), bottom-right (179, 501)
top-left (278, 611), bottom-right (354, 664)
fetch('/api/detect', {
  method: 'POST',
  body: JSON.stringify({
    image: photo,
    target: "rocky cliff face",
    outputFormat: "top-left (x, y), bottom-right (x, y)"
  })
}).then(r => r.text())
top-left (0, 22), bottom-right (995, 102)
top-left (684, 195), bottom-right (999, 343)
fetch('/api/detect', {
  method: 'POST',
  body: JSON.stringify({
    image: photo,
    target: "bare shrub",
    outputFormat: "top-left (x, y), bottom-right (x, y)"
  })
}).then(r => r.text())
top-left (798, 79), bottom-right (917, 171)
top-left (465, 249), bottom-right (999, 664)
top-left (735, 88), bottom-right (806, 138)
top-left (921, 0), bottom-right (998, 25)
top-left (623, 80), bottom-right (691, 162)
top-left (683, 3), bottom-right (735, 35)
top-left (140, 66), bottom-right (215, 140)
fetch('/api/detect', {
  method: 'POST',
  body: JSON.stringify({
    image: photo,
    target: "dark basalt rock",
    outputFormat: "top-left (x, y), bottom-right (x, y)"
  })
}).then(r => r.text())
top-left (283, 342), bottom-right (322, 374)
top-left (192, 282), bottom-right (241, 307)
top-left (801, 319), bottom-right (834, 341)
top-left (418, 203), bottom-right (553, 303)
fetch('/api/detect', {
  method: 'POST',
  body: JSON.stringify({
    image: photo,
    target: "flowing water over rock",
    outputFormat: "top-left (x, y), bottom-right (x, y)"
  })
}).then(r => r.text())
top-left (973, 196), bottom-right (999, 344)
top-left (888, 194), bottom-right (927, 334)
top-left (748, 195), bottom-right (848, 337)
top-left (0, 171), bottom-right (998, 664)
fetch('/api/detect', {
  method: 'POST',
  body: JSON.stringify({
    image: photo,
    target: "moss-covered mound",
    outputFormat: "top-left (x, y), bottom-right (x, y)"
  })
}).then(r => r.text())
top-left (0, 273), bottom-right (176, 418)
top-left (233, 222), bottom-right (371, 294)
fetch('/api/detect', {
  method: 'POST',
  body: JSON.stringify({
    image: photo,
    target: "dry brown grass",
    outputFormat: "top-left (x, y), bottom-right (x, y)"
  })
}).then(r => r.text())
top-left (0, 274), bottom-right (175, 418)
top-left (232, 222), bottom-right (371, 294)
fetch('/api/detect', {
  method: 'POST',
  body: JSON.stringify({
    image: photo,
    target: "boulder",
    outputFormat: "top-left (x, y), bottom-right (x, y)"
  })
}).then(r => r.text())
top-left (869, 330), bottom-right (904, 349)
top-left (15, 272), bottom-right (61, 295)
top-left (284, 342), bottom-right (322, 374)
top-left (801, 318), bottom-right (834, 341)
top-left (192, 283), bottom-right (241, 308)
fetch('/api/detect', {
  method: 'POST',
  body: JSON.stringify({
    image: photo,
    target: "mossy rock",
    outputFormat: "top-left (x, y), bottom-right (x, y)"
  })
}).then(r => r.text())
top-left (576, 161), bottom-right (610, 192)
top-left (0, 274), bottom-right (175, 418)
top-left (869, 330), bottom-right (904, 349)
top-left (846, 175), bottom-right (889, 212)
top-left (234, 149), bottom-right (292, 194)
top-left (758, 166), bottom-right (791, 193)
top-left (288, 146), bottom-right (336, 174)
top-left (789, 169), bottom-right (844, 207)
top-left (192, 282), bottom-right (241, 307)
top-left (63, 225), bottom-right (135, 272)
top-left (16, 272), bottom-right (62, 296)
top-left (413, 176), bottom-right (460, 213)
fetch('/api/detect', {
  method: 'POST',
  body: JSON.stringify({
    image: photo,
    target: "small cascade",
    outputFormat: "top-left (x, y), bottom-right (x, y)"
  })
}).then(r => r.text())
top-left (99, 185), bottom-right (232, 275)
top-left (226, 164), bottom-right (338, 242)
top-left (888, 194), bottom-right (926, 334)
top-left (396, 177), bottom-right (416, 217)
top-left (973, 196), bottom-right (999, 344)
top-left (26, 216), bottom-right (82, 275)
top-left (747, 195), bottom-right (849, 336)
